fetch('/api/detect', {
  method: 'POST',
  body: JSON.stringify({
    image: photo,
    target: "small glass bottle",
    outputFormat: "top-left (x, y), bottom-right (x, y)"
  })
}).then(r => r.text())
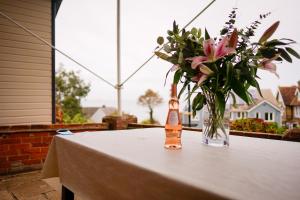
top-left (164, 84), bottom-right (182, 149)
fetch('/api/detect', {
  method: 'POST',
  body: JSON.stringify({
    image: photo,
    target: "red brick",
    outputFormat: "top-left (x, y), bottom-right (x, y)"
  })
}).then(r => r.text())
top-left (22, 159), bottom-right (42, 165)
top-left (29, 132), bottom-right (49, 137)
top-left (1, 149), bottom-right (18, 156)
top-left (41, 147), bottom-right (48, 153)
top-left (0, 160), bottom-right (10, 167)
top-left (0, 168), bottom-right (8, 174)
top-left (0, 144), bottom-right (9, 151)
top-left (30, 153), bottom-right (47, 160)
top-left (30, 124), bottom-right (52, 129)
top-left (22, 147), bottom-right (41, 154)
top-left (49, 131), bottom-right (58, 136)
top-left (31, 142), bottom-right (49, 147)
top-left (51, 124), bottom-right (64, 129)
top-left (0, 156), bottom-right (7, 162)
top-left (42, 136), bottom-right (53, 144)
top-left (8, 155), bottom-right (29, 161)
top-left (8, 133), bottom-right (30, 138)
top-left (21, 137), bottom-right (42, 144)
top-left (10, 125), bottom-right (31, 130)
top-left (0, 138), bottom-right (21, 144)
top-left (9, 144), bottom-right (30, 150)
top-left (0, 126), bottom-right (10, 131)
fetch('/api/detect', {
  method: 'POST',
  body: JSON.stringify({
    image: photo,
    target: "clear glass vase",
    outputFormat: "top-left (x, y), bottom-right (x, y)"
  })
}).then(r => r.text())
top-left (202, 97), bottom-right (230, 147)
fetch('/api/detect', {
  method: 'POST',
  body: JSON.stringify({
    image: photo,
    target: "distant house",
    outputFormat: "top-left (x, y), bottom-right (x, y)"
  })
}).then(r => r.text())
top-left (0, 0), bottom-right (63, 125)
top-left (181, 89), bottom-right (282, 127)
top-left (230, 89), bottom-right (282, 125)
top-left (83, 106), bottom-right (116, 123)
top-left (276, 84), bottom-right (300, 128)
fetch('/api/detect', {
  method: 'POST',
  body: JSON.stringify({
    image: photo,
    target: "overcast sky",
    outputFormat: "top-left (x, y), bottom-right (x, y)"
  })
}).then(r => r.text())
top-left (55, 0), bottom-right (300, 122)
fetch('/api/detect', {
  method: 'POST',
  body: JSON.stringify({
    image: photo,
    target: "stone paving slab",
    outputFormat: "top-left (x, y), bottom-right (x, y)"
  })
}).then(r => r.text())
top-left (0, 171), bottom-right (60, 200)
top-left (0, 190), bottom-right (14, 200)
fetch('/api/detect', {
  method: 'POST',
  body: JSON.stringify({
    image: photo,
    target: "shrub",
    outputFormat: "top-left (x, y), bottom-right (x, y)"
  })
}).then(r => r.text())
top-left (141, 119), bottom-right (160, 125)
top-left (231, 118), bottom-right (286, 135)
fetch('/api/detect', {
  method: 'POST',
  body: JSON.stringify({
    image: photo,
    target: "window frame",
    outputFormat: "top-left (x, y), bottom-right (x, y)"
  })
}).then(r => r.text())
top-left (264, 112), bottom-right (275, 122)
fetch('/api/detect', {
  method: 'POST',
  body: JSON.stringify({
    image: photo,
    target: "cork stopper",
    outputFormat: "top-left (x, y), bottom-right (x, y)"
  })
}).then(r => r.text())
top-left (170, 84), bottom-right (177, 97)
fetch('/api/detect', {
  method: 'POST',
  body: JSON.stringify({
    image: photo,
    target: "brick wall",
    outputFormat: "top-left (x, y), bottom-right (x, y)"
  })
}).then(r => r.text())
top-left (102, 115), bottom-right (137, 130)
top-left (0, 123), bottom-right (108, 175)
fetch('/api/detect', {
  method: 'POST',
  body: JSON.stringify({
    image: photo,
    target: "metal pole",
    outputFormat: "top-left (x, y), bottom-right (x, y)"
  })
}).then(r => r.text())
top-left (116, 0), bottom-right (122, 116)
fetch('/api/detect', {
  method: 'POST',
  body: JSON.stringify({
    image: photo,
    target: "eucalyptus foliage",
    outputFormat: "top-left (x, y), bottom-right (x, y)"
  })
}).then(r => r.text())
top-left (155, 9), bottom-right (299, 118)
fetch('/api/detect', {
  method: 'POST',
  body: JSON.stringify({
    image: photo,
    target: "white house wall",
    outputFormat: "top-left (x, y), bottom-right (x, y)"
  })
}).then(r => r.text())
top-left (248, 102), bottom-right (281, 124)
top-left (0, 0), bottom-right (52, 125)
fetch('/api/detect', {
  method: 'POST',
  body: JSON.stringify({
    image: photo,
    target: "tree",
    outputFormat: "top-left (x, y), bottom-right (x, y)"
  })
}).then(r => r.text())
top-left (55, 68), bottom-right (90, 123)
top-left (138, 89), bottom-right (163, 124)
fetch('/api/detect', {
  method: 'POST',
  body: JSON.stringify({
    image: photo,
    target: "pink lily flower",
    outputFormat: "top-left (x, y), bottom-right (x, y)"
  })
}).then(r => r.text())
top-left (188, 37), bottom-right (236, 69)
top-left (187, 30), bottom-right (238, 69)
top-left (259, 54), bottom-right (280, 77)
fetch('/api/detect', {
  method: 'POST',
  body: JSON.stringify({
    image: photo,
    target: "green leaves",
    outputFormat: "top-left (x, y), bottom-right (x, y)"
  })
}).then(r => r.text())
top-left (259, 47), bottom-right (277, 58)
top-left (259, 21), bottom-right (280, 44)
top-left (173, 70), bottom-right (182, 84)
top-left (216, 92), bottom-right (225, 116)
top-left (224, 62), bottom-right (233, 89)
top-left (55, 68), bottom-right (90, 122)
top-left (265, 39), bottom-right (289, 47)
top-left (191, 27), bottom-right (198, 36)
top-left (178, 51), bottom-right (183, 64)
top-left (231, 76), bottom-right (250, 104)
top-left (278, 48), bottom-right (292, 63)
top-left (205, 28), bottom-right (210, 40)
top-left (173, 20), bottom-right (179, 34)
top-left (178, 81), bottom-right (189, 99)
top-left (229, 92), bottom-right (237, 107)
top-left (286, 47), bottom-right (300, 59)
top-left (154, 51), bottom-right (169, 61)
top-left (157, 36), bottom-right (164, 45)
top-left (192, 93), bottom-right (205, 117)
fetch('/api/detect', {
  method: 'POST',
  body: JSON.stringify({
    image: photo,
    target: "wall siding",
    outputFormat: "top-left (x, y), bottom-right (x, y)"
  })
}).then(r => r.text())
top-left (249, 102), bottom-right (281, 124)
top-left (0, 0), bottom-right (52, 125)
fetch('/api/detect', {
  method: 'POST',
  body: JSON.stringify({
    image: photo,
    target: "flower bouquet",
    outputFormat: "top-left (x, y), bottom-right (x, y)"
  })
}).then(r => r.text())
top-left (155, 9), bottom-right (300, 146)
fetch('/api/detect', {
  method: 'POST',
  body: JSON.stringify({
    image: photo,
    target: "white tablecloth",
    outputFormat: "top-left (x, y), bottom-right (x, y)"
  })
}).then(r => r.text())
top-left (42, 128), bottom-right (300, 200)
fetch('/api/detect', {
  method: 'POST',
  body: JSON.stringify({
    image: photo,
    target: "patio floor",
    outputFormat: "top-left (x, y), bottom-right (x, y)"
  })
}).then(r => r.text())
top-left (0, 170), bottom-right (62, 200)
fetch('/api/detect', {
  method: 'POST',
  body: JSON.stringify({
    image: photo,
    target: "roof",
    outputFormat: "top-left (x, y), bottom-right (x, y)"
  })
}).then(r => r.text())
top-left (230, 89), bottom-right (281, 112)
top-left (82, 105), bottom-right (116, 119)
top-left (278, 86), bottom-right (300, 106)
top-left (82, 107), bottom-right (99, 119)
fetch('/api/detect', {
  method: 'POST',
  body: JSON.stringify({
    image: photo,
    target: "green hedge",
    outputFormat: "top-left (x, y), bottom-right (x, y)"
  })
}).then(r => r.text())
top-left (231, 118), bottom-right (286, 135)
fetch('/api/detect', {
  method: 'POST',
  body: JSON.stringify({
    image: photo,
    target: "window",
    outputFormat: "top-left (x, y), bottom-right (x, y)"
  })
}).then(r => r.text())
top-left (265, 113), bottom-right (268, 121)
top-left (264, 112), bottom-right (275, 122)
top-left (237, 112), bottom-right (241, 119)
top-left (256, 112), bottom-right (260, 119)
top-left (294, 107), bottom-right (300, 118)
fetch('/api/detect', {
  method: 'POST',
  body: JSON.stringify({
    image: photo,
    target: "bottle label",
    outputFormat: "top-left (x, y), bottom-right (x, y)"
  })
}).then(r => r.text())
top-left (169, 110), bottom-right (179, 125)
